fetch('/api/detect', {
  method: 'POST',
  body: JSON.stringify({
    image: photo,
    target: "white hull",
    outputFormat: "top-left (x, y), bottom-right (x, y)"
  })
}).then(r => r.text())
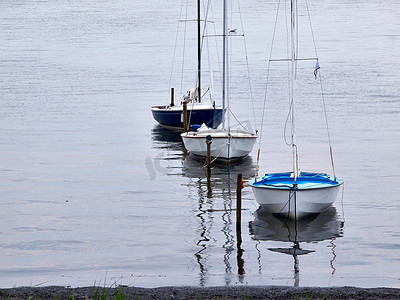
top-left (250, 172), bottom-right (343, 220)
top-left (181, 128), bottom-right (257, 161)
top-left (251, 184), bottom-right (341, 220)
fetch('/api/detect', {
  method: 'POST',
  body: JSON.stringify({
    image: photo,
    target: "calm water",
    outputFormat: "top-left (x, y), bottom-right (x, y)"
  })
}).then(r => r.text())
top-left (0, 0), bottom-right (399, 289)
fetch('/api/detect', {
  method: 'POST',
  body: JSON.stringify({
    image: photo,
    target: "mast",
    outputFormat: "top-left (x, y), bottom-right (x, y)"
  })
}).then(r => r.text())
top-left (197, 0), bottom-right (201, 103)
top-left (291, 0), bottom-right (298, 180)
top-left (222, 0), bottom-right (227, 129)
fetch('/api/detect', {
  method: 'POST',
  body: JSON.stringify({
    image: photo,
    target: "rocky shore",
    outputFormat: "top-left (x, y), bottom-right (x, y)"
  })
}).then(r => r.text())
top-left (1, 285), bottom-right (400, 299)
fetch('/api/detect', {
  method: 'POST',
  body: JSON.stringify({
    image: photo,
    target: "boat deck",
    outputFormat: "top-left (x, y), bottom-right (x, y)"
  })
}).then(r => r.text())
top-left (251, 172), bottom-right (343, 190)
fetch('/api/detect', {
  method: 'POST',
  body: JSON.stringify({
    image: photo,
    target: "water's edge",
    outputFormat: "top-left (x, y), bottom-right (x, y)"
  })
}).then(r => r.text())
top-left (1, 285), bottom-right (400, 300)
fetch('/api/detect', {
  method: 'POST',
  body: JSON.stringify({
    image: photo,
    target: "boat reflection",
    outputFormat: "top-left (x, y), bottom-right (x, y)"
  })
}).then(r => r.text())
top-left (250, 206), bottom-right (344, 242)
top-left (182, 155), bottom-right (255, 285)
top-left (249, 206), bottom-right (344, 287)
top-left (151, 124), bottom-right (184, 151)
top-left (182, 155), bottom-right (255, 179)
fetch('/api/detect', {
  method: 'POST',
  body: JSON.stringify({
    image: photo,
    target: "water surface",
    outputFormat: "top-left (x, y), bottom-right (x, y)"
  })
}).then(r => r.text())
top-left (0, 0), bottom-right (399, 288)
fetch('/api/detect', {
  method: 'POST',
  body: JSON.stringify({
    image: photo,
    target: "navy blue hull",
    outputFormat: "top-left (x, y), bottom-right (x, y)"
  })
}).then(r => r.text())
top-left (151, 107), bottom-right (223, 129)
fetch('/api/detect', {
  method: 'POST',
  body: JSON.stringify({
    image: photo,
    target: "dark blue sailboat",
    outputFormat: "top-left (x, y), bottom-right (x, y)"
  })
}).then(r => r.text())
top-left (151, 103), bottom-right (223, 130)
top-left (151, 0), bottom-right (223, 130)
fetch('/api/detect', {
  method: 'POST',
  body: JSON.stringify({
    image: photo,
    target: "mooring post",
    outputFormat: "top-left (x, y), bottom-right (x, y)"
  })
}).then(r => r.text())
top-left (182, 102), bottom-right (188, 132)
top-left (236, 173), bottom-right (242, 230)
top-left (236, 173), bottom-right (244, 274)
top-left (182, 101), bottom-right (188, 156)
top-left (206, 135), bottom-right (212, 170)
top-left (170, 87), bottom-right (174, 107)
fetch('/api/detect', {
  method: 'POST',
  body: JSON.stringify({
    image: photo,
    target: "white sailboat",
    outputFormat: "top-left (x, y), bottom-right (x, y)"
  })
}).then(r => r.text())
top-left (250, 0), bottom-right (343, 219)
top-left (181, 0), bottom-right (257, 161)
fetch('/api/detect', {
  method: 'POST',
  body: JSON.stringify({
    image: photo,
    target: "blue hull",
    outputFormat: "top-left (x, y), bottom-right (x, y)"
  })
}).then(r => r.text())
top-left (151, 106), bottom-right (223, 129)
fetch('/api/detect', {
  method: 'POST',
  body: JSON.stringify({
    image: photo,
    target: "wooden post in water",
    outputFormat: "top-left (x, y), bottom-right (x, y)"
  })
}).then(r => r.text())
top-left (205, 135), bottom-right (212, 170)
top-left (205, 135), bottom-right (212, 197)
top-left (182, 101), bottom-right (188, 156)
top-left (236, 173), bottom-right (242, 231)
top-left (236, 173), bottom-right (245, 275)
top-left (170, 87), bottom-right (174, 107)
top-left (182, 102), bottom-right (188, 132)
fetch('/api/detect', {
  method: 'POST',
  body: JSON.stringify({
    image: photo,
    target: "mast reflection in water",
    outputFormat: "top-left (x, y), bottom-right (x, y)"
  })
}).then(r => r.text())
top-left (182, 155), bottom-right (255, 286)
top-left (249, 207), bottom-right (344, 287)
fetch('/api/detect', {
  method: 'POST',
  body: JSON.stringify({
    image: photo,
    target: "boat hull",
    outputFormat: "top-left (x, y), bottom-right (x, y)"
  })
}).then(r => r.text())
top-left (181, 129), bottom-right (257, 161)
top-left (151, 104), bottom-right (223, 129)
top-left (250, 172), bottom-right (343, 220)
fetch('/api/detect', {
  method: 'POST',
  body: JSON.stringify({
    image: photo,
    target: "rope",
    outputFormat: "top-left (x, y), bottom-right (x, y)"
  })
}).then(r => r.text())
top-left (201, 137), bottom-right (231, 166)
top-left (202, 0), bottom-right (215, 106)
top-left (305, 0), bottom-right (319, 57)
top-left (283, 92), bottom-right (294, 146)
top-left (304, 0), bottom-right (336, 178)
top-left (318, 72), bottom-right (336, 178)
top-left (227, 107), bottom-right (252, 133)
top-left (251, 189), bottom-right (295, 226)
top-left (340, 182), bottom-right (345, 223)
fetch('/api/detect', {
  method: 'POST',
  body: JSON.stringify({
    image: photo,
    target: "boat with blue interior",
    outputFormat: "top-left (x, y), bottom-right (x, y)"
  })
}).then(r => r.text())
top-left (250, 0), bottom-right (343, 219)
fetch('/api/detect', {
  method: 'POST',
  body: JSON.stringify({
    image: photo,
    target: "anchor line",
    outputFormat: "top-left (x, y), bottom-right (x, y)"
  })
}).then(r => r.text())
top-left (284, 189), bottom-right (297, 224)
top-left (252, 193), bottom-right (293, 227)
top-left (340, 181), bottom-right (346, 223)
top-left (201, 139), bottom-right (230, 167)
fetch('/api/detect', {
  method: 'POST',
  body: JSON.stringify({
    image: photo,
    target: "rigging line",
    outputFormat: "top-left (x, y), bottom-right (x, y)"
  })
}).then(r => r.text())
top-left (295, 0), bottom-right (299, 75)
top-left (226, 0), bottom-right (231, 134)
top-left (202, 0), bottom-right (214, 105)
top-left (305, 0), bottom-right (319, 57)
top-left (208, 0), bottom-right (221, 80)
top-left (227, 107), bottom-right (251, 133)
top-left (169, 0), bottom-right (186, 92)
top-left (318, 70), bottom-right (336, 179)
top-left (180, 0), bottom-right (189, 96)
top-left (284, 0), bottom-right (293, 147)
top-left (283, 90), bottom-right (294, 146)
top-left (226, 0), bottom-right (232, 130)
top-left (305, 0), bottom-right (337, 177)
top-left (236, 0), bottom-right (257, 131)
top-left (257, 0), bottom-right (282, 169)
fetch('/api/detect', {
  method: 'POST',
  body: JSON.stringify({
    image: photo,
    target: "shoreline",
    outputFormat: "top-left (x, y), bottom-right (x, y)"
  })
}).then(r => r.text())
top-left (1, 285), bottom-right (400, 299)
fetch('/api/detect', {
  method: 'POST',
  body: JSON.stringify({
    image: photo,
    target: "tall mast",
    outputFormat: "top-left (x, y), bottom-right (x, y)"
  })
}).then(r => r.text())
top-left (197, 0), bottom-right (201, 103)
top-left (291, 0), bottom-right (298, 180)
top-left (222, 0), bottom-right (227, 129)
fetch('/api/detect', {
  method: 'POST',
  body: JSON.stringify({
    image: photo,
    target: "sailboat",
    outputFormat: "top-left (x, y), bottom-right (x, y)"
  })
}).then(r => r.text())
top-left (250, 0), bottom-right (343, 219)
top-left (181, 0), bottom-right (257, 161)
top-left (151, 0), bottom-right (223, 130)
